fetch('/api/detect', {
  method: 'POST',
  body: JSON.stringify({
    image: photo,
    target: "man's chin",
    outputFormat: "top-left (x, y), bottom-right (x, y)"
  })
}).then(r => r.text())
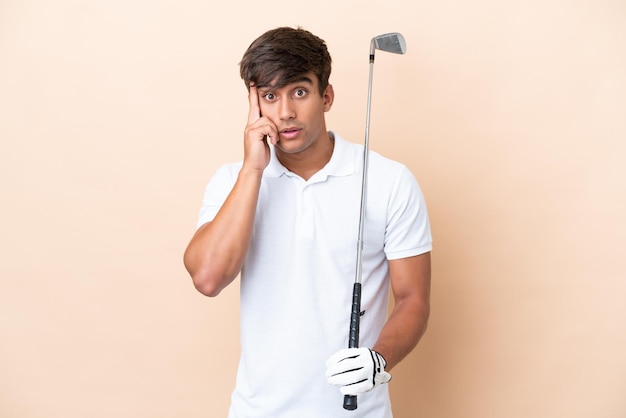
top-left (275, 140), bottom-right (305, 154)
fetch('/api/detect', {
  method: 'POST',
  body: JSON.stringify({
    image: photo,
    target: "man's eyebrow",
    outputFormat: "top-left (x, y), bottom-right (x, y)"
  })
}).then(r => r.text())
top-left (261, 76), bottom-right (314, 92)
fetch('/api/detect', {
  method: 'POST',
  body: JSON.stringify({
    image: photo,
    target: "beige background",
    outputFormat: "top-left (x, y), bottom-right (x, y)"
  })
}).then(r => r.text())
top-left (1, 0), bottom-right (625, 417)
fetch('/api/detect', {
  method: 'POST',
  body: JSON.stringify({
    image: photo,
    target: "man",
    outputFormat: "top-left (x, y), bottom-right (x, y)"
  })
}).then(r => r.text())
top-left (184, 26), bottom-right (432, 417)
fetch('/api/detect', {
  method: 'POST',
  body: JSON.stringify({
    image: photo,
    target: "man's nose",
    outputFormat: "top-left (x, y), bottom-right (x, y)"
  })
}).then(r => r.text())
top-left (279, 98), bottom-right (296, 120)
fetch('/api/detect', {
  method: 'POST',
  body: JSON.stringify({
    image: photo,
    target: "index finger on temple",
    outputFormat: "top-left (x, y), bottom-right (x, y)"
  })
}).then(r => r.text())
top-left (247, 85), bottom-right (261, 124)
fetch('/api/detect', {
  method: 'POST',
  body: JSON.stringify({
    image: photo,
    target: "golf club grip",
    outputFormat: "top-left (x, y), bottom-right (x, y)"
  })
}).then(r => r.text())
top-left (348, 282), bottom-right (362, 348)
top-left (343, 282), bottom-right (362, 410)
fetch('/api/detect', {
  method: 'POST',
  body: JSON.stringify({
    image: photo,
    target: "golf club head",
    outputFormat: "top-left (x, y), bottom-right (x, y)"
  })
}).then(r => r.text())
top-left (370, 32), bottom-right (406, 55)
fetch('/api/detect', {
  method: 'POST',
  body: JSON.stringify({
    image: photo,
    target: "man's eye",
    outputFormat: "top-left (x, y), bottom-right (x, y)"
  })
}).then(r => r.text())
top-left (294, 89), bottom-right (307, 98)
top-left (264, 93), bottom-right (276, 101)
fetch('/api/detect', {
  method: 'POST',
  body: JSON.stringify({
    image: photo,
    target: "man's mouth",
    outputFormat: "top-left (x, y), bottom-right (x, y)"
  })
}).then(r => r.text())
top-left (279, 127), bottom-right (301, 139)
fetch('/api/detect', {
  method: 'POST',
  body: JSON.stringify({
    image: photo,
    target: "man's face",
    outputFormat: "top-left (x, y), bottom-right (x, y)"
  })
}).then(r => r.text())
top-left (256, 72), bottom-right (334, 157)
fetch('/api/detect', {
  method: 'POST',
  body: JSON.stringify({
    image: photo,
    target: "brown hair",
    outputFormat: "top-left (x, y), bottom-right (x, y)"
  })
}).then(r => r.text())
top-left (239, 27), bottom-right (332, 96)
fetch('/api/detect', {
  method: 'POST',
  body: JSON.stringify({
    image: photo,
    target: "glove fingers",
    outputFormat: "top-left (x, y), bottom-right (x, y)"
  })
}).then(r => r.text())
top-left (326, 361), bottom-right (369, 385)
top-left (325, 347), bottom-right (365, 367)
top-left (339, 378), bottom-right (373, 395)
top-left (340, 370), bottom-right (392, 395)
top-left (325, 356), bottom-right (365, 377)
top-left (325, 347), bottom-right (370, 380)
top-left (327, 372), bottom-right (360, 387)
top-left (326, 347), bottom-right (391, 395)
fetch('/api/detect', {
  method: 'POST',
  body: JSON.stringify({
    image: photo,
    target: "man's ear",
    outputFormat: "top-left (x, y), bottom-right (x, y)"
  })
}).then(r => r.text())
top-left (323, 84), bottom-right (335, 112)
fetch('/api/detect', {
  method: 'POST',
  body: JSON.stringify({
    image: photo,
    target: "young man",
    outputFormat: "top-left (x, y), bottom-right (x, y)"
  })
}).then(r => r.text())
top-left (184, 27), bottom-right (432, 417)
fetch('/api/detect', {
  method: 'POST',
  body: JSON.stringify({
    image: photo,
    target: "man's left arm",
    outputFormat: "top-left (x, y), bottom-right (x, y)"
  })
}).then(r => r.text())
top-left (326, 252), bottom-right (431, 395)
top-left (373, 251), bottom-right (431, 371)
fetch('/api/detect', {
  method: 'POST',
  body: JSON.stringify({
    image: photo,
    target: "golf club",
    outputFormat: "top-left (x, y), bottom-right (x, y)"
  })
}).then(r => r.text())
top-left (343, 32), bottom-right (406, 412)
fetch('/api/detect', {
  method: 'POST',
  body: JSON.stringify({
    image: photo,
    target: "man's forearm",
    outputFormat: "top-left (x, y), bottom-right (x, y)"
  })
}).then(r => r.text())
top-left (373, 296), bottom-right (429, 371)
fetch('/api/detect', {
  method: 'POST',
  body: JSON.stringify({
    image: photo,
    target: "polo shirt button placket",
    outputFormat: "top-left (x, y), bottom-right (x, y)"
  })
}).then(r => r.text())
top-left (300, 185), bottom-right (314, 239)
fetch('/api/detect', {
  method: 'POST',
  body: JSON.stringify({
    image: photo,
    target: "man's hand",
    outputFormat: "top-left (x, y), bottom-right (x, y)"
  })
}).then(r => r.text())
top-left (325, 347), bottom-right (392, 395)
top-left (243, 85), bottom-right (278, 172)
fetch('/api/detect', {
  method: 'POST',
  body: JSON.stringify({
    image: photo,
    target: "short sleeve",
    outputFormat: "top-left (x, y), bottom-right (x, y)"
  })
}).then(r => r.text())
top-left (383, 165), bottom-right (432, 259)
top-left (196, 162), bottom-right (242, 228)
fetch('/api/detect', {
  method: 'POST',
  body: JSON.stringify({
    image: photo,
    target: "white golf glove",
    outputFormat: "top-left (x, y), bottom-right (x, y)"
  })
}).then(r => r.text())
top-left (325, 347), bottom-right (392, 395)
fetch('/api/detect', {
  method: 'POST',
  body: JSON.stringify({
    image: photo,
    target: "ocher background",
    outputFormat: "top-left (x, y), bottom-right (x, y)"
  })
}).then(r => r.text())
top-left (1, 0), bottom-right (625, 417)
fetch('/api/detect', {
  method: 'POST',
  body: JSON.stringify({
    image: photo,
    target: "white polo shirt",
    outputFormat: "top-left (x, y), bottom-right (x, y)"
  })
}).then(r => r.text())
top-left (197, 132), bottom-right (432, 418)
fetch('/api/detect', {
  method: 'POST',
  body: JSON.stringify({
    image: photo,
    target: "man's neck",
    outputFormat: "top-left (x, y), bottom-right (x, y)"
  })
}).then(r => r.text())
top-left (276, 131), bottom-right (335, 181)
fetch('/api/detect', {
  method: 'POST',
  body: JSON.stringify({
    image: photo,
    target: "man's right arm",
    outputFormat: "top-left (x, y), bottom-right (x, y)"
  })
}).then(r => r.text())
top-left (183, 166), bottom-right (262, 296)
top-left (183, 85), bottom-right (277, 297)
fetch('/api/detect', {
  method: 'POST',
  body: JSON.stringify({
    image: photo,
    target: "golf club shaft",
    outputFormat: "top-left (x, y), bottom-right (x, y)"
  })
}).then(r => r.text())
top-left (343, 52), bottom-right (375, 412)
